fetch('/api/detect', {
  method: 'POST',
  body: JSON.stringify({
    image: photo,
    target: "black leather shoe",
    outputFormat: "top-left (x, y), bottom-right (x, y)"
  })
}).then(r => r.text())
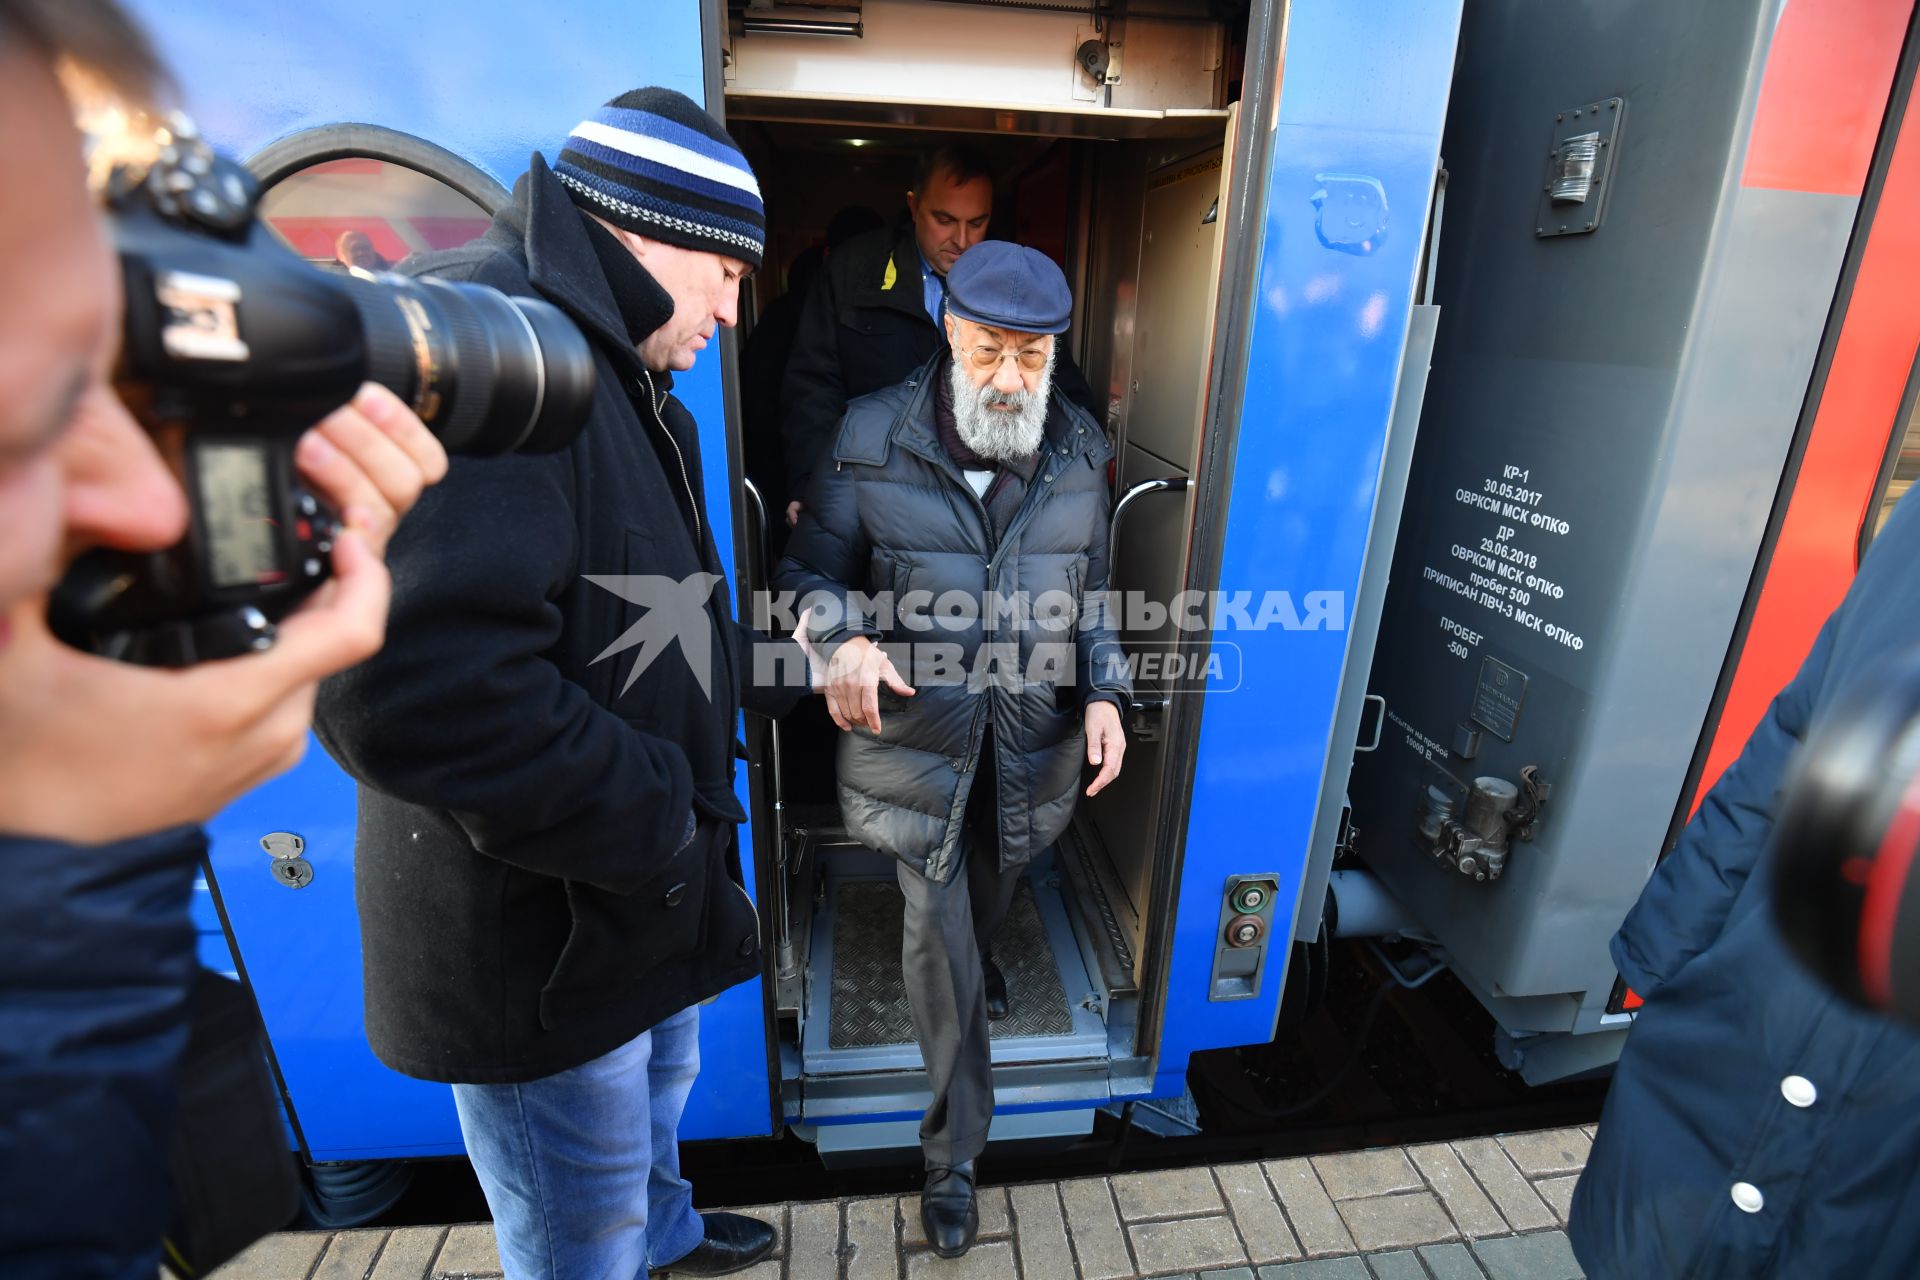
top-left (657, 1211), bottom-right (778, 1276)
top-left (921, 1162), bottom-right (979, 1258)
top-left (983, 954), bottom-right (1009, 1022)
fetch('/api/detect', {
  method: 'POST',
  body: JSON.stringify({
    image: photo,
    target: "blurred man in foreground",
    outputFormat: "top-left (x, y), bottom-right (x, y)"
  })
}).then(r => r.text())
top-left (0, 2), bottom-right (446, 1274)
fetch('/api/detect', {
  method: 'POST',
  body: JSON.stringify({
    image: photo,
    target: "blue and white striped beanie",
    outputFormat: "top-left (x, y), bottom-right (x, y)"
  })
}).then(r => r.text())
top-left (553, 88), bottom-right (765, 269)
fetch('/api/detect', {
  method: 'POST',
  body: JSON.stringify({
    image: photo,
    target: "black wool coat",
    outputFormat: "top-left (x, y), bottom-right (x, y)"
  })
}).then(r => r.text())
top-left (776, 357), bottom-right (1131, 884)
top-left (316, 155), bottom-right (804, 1085)
top-left (778, 219), bottom-right (1105, 499)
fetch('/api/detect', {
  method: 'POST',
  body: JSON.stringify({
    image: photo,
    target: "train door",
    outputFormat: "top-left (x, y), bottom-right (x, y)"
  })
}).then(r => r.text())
top-left (129, 0), bottom-right (782, 1162)
top-left (723, 0), bottom-right (1463, 1152)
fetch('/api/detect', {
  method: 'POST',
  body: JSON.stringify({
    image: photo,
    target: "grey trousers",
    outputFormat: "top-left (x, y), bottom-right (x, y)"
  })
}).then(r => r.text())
top-left (897, 745), bottom-right (1022, 1170)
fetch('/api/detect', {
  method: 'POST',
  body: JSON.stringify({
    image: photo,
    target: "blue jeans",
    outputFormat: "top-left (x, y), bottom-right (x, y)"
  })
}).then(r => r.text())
top-left (452, 1006), bottom-right (706, 1280)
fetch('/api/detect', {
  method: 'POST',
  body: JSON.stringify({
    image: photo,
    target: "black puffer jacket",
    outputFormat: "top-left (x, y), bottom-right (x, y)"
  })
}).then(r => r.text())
top-left (316, 156), bottom-right (805, 1084)
top-left (779, 219), bottom-right (1106, 500)
top-left (777, 357), bottom-right (1130, 882)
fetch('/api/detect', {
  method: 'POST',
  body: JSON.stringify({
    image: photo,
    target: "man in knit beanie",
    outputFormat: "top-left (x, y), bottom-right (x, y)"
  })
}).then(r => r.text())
top-left (317, 88), bottom-right (812, 1280)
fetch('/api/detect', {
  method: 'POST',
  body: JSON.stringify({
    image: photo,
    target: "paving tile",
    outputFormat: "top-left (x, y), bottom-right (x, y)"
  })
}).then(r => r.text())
top-left (733, 1205), bottom-right (791, 1257)
top-left (1534, 1175), bottom-right (1579, 1225)
top-left (210, 1232), bottom-right (331, 1279)
top-left (1127, 1215), bottom-right (1249, 1275)
top-left (371, 1228), bottom-right (448, 1280)
top-left (905, 1239), bottom-right (1017, 1280)
top-left (845, 1196), bottom-right (899, 1280)
top-left (313, 1230), bottom-right (386, 1280)
top-left (903, 1188), bottom-right (1009, 1248)
top-left (1114, 1167), bottom-right (1227, 1220)
top-left (1256, 1259), bottom-right (1371, 1280)
top-left (1215, 1163), bottom-right (1301, 1264)
top-left (1336, 1192), bottom-right (1458, 1252)
top-left (1009, 1183), bottom-right (1074, 1280)
top-left (721, 1264), bottom-right (783, 1280)
top-left (1418, 1242), bottom-right (1489, 1280)
top-left (1451, 1140), bottom-right (1555, 1233)
top-left (1366, 1251), bottom-right (1427, 1280)
top-left (1200, 1269), bottom-right (1257, 1280)
top-left (1310, 1150), bottom-right (1424, 1202)
top-left (1472, 1230), bottom-right (1584, 1280)
top-left (978, 1187), bottom-right (1011, 1240)
top-left (788, 1200), bottom-right (844, 1280)
top-left (433, 1224), bottom-right (501, 1278)
top-left (1263, 1159), bottom-right (1355, 1259)
top-left (1059, 1177), bottom-right (1136, 1280)
top-left (1497, 1130), bottom-right (1591, 1179)
top-left (1407, 1145), bottom-right (1507, 1239)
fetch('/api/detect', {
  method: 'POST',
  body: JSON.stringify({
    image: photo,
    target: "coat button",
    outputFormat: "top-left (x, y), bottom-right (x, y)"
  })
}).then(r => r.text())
top-left (1781, 1075), bottom-right (1817, 1108)
top-left (738, 935), bottom-right (756, 957)
top-left (1730, 1182), bottom-right (1765, 1214)
top-left (663, 883), bottom-right (687, 908)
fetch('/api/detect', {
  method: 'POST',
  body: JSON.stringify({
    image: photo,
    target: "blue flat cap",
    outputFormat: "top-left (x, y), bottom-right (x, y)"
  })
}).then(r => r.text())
top-left (945, 241), bottom-right (1072, 335)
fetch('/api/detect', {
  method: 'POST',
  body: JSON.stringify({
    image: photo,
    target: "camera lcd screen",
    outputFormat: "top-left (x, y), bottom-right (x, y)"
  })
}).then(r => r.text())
top-left (197, 442), bottom-right (281, 588)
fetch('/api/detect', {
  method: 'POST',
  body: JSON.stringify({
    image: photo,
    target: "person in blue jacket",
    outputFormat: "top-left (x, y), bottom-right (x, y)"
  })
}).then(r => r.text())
top-left (0, 4), bottom-right (446, 1276)
top-left (1569, 486), bottom-right (1920, 1279)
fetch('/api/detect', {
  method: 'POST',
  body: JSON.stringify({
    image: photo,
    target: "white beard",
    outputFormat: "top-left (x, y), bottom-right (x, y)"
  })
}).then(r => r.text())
top-left (949, 351), bottom-right (1054, 463)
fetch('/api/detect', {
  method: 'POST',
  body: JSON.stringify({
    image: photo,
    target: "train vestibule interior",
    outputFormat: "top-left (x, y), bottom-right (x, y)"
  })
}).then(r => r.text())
top-left (720, 0), bottom-right (1256, 1151)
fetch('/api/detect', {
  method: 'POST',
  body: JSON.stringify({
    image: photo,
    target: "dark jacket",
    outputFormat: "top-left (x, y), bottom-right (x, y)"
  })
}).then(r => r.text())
top-left (1568, 490), bottom-right (1920, 1278)
top-left (779, 219), bottom-right (1104, 498)
top-left (315, 155), bottom-right (805, 1085)
top-left (776, 355), bottom-right (1131, 883)
top-left (0, 826), bottom-right (203, 1279)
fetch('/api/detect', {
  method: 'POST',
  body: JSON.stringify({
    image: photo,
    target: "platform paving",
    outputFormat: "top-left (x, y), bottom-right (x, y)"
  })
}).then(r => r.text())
top-left (208, 1127), bottom-right (1593, 1280)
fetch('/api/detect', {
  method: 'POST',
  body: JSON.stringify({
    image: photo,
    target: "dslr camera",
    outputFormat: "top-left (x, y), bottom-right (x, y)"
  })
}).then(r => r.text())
top-left (52, 116), bottom-right (596, 666)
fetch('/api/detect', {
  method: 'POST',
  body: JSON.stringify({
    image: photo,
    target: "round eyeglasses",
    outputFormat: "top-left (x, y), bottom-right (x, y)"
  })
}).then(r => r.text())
top-left (961, 344), bottom-right (1050, 373)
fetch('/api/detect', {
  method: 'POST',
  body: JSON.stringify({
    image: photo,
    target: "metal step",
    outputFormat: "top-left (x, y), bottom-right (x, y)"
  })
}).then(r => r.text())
top-left (799, 863), bottom-right (1111, 1077)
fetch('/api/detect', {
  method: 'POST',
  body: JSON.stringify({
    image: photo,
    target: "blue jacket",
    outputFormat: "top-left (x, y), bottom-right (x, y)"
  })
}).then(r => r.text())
top-left (1569, 491), bottom-right (1920, 1279)
top-left (0, 826), bottom-right (205, 1279)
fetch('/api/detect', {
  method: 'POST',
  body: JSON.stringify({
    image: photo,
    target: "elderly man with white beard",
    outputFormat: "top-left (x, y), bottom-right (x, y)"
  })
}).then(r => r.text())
top-left (777, 241), bottom-right (1131, 1258)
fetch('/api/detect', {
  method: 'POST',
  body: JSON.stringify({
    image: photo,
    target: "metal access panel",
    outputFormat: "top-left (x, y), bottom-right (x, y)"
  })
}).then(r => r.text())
top-left (134, 0), bottom-right (776, 1157)
top-left (1347, 0), bottom-right (1882, 1056)
top-left (1148, 0), bottom-right (1464, 1096)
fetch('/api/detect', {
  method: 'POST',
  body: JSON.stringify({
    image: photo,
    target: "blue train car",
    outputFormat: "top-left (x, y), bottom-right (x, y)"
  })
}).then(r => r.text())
top-left (127, 0), bottom-right (1919, 1187)
top-left (128, 0), bottom-right (1459, 1170)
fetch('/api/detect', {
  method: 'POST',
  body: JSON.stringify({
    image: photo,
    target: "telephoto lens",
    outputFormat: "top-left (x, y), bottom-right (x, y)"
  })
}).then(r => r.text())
top-left (336, 273), bottom-right (597, 456)
top-left (108, 133), bottom-right (597, 457)
top-left (1771, 647), bottom-right (1920, 1026)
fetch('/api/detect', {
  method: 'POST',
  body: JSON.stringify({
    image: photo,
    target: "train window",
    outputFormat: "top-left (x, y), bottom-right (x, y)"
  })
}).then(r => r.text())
top-left (1862, 348), bottom-right (1920, 552)
top-left (246, 124), bottom-right (509, 271)
top-left (258, 157), bottom-right (492, 270)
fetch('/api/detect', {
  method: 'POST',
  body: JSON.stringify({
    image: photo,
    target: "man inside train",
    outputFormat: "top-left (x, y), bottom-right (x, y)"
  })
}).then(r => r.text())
top-left (0, 1), bottom-right (448, 1273)
top-left (777, 143), bottom-right (1103, 527)
top-left (777, 241), bottom-right (1131, 1258)
top-left (314, 88), bottom-right (817, 1280)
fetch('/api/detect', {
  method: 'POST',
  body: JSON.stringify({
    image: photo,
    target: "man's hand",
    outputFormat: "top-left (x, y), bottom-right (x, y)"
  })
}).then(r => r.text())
top-left (1084, 700), bottom-right (1126, 797)
top-left (0, 384), bottom-right (447, 844)
top-left (824, 635), bottom-right (915, 733)
top-left (786, 499), bottom-right (804, 528)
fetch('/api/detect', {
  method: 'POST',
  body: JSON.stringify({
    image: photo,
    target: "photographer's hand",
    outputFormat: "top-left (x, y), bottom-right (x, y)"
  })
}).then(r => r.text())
top-left (0, 386), bottom-right (446, 844)
top-left (293, 383), bottom-right (449, 556)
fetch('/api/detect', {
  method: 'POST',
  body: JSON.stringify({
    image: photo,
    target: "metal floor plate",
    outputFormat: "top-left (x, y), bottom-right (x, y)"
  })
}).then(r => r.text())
top-left (828, 879), bottom-right (1075, 1049)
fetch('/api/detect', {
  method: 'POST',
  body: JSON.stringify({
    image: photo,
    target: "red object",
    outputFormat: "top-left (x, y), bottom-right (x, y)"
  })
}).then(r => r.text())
top-left (1692, 16), bottom-right (1920, 811)
top-left (1744, 0), bottom-right (1912, 194)
top-left (1860, 771), bottom-right (1920, 1006)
